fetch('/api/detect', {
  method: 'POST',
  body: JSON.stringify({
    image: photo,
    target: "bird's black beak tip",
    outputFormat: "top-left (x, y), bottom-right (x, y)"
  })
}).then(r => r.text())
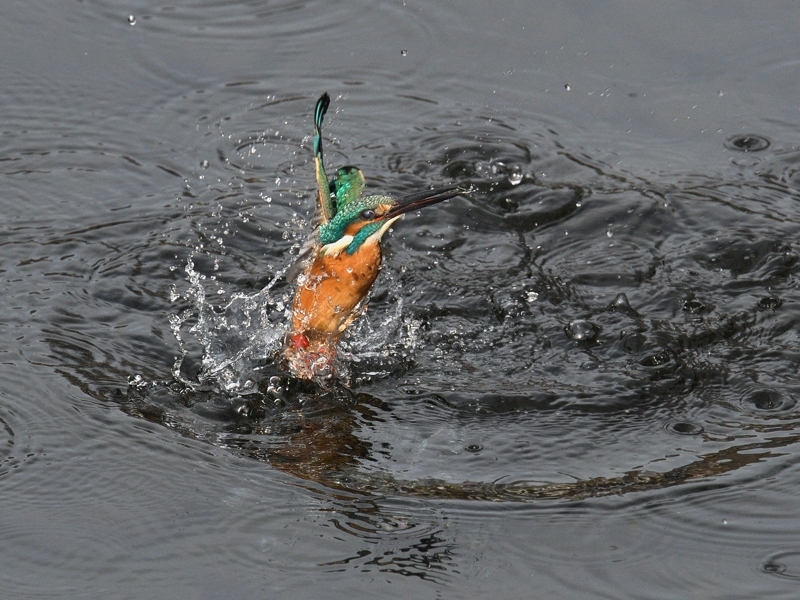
top-left (386, 185), bottom-right (465, 218)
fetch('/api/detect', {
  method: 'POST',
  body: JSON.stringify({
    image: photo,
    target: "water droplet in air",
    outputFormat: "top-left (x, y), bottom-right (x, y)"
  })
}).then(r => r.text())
top-left (127, 15), bottom-right (136, 25)
top-left (400, 49), bottom-right (408, 56)
top-left (564, 84), bottom-right (571, 91)
top-left (566, 320), bottom-right (600, 343)
top-left (525, 291), bottom-right (538, 303)
top-left (200, 159), bottom-right (209, 168)
top-left (508, 165), bottom-right (523, 185)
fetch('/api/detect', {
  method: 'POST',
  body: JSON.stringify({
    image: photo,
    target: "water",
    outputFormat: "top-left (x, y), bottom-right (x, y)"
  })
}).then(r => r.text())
top-left (2, 1), bottom-right (800, 597)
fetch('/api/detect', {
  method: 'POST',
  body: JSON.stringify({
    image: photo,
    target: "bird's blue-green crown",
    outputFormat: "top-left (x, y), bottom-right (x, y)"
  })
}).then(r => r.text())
top-left (319, 194), bottom-right (394, 252)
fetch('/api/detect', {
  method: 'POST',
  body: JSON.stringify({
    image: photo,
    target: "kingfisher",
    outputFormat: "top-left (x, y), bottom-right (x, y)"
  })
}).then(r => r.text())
top-left (284, 93), bottom-right (462, 380)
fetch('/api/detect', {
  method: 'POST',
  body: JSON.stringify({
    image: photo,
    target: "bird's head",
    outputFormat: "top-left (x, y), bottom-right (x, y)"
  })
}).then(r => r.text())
top-left (318, 185), bottom-right (462, 256)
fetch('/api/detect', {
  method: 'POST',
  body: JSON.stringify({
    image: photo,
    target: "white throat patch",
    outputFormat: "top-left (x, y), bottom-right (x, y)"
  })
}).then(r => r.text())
top-left (365, 215), bottom-right (402, 246)
top-left (319, 235), bottom-right (354, 257)
top-left (319, 215), bottom-right (402, 257)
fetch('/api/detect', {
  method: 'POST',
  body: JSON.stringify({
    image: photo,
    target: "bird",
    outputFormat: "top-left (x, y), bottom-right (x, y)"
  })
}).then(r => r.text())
top-left (284, 93), bottom-right (462, 380)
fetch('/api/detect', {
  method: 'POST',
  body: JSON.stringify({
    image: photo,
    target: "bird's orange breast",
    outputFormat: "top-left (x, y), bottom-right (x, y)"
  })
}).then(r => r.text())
top-left (290, 241), bottom-right (383, 337)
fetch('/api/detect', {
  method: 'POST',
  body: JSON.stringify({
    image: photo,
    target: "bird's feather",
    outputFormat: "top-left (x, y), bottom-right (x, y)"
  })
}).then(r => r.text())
top-left (313, 93), bottom-right (335, 225)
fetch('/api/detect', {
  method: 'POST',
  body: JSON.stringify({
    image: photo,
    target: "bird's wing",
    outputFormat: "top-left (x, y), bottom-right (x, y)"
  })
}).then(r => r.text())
top-left (313, 93), bottom-right (335, 226)
top-left (284, 236), bottom-right (317, 287)
top-left (330, 166), bottom-right (366, 213)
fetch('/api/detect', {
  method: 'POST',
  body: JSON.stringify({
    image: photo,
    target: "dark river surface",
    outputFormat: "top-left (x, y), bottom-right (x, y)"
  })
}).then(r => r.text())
top-left (3, 1), bottom-right (800, 597)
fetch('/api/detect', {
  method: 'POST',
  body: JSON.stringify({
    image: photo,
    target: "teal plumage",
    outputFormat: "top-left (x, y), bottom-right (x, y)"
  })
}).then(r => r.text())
top-left (319, 194), bottom-right (393, 250)
top-left (311, 94), bottom-right (399, 254)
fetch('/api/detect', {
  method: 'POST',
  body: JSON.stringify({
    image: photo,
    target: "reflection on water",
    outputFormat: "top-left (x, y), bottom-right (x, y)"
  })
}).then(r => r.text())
top-left (5, 0), bottom-right (800, 596)
top-left (127, 377), bottom-right (800, 502)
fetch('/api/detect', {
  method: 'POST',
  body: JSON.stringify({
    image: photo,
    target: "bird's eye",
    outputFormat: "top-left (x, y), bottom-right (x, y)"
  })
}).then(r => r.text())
top-left (360, 209), bottom-right (376, 220)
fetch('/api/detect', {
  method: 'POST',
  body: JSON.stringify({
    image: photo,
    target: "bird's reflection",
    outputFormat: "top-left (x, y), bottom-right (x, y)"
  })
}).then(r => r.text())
top-left (128, 373), bottom-right (800, 502)
top-left (125, 371), bottom-right (800, 588)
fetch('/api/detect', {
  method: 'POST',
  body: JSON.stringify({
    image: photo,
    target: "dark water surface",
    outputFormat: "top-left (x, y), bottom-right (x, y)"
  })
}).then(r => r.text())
top-left (3, 1), bottom-right (800, 597)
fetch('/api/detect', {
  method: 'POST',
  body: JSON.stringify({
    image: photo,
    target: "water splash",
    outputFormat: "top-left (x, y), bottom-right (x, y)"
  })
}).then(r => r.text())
top-left (169, 255), bottom-right (287, 394)
top-left (168, 250), bottom-right (421, 393)
top-left (338, 296), bottom-right (421, 385)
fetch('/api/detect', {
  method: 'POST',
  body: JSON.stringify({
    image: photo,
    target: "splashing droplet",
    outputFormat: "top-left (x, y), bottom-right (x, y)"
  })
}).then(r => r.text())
top-left (640, 350), bottom-right (671, 367)
top-left (564, 84), bottom-right (571, 91)
top-left (127, 15), bottom-right (136, 25)
top-left (400, 49), bottom-right (408, 56)
top-left (508, 165), bottom-right (523, 186)
top-left (757, 296), bottom-right (782, 311)
top-left (725, 134), bottom-right (770, 152)
top-left (607, 293), bottom-right (639, 317)
top-left (682, 299), bottom-right (707, 314)
top-left (665, 421), bottom-right (704, 436)
top-left (761, 550), bottom-right (800, 579)
top-left (566, 320), bottom-right (600, 343)
top-left (200, 160), bottom-right (210, 169)
top-left (761, 561), bottom-right (787, 575)
top-left (749, 389), bottom-right (784, 411)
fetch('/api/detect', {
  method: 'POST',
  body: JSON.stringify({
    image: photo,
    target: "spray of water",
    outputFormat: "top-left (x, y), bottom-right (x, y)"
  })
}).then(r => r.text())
top-left (168, 250), bottom-right (421, 393)
top-left (168, 254), bottom-right (288, 394)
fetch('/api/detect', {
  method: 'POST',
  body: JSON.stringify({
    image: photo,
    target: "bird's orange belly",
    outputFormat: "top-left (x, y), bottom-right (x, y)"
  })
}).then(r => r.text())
top-left (291, 243), bottom-right (382, 336)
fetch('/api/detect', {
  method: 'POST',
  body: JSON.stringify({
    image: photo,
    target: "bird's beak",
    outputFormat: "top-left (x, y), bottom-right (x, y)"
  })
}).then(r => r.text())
top-left (383, 186), bottom-right (463, 219)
